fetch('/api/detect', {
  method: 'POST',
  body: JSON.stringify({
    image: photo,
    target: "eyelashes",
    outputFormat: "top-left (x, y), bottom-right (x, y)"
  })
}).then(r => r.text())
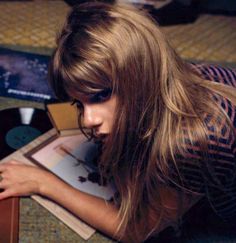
top-left (71, 88), bottom-right (112, 108)
top-left (88, 88), bottom-right (112, 103)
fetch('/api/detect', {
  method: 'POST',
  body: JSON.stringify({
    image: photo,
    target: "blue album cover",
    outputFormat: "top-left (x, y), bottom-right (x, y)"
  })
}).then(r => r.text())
top-left (0, 47), bottom-right (56, 102)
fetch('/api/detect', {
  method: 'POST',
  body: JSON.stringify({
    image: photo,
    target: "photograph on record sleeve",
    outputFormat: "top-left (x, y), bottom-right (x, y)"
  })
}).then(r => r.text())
top-left (26, 133), bottom-right (115, 201)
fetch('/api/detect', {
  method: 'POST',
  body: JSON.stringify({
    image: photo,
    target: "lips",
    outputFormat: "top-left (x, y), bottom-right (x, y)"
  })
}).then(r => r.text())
top-left (93, 133), bottom-right (107, 143)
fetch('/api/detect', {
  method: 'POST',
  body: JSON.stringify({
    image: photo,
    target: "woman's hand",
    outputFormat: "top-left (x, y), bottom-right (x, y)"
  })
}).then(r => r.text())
top-left (0, 160), bottom-right (56, 200)
top-left (0, 162), bottom-right (124, 241)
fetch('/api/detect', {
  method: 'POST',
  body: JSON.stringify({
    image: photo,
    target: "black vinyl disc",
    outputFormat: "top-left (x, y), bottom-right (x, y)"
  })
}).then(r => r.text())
top-left (0, 107), bottom-right (53, 159)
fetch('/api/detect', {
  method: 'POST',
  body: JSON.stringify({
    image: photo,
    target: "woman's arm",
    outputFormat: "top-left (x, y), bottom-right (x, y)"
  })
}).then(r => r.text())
top-left (0, 161), bottom-right (202, 242)
top-left (0, 161), bottom-right (122, 239)
top-left (40, 170), bottom-right (122, 239)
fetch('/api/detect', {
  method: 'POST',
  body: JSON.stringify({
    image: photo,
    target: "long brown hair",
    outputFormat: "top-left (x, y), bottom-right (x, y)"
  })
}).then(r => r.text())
top-left (49, 2), bottom-right (236, 241)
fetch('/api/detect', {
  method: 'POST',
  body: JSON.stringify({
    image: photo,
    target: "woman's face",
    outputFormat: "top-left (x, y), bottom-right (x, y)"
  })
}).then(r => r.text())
top-left (75, 90), bottom-right (117, 140)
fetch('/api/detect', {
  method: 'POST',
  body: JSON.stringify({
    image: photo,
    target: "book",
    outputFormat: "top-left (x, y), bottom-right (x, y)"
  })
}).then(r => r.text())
top-left (46, 102), bottom-right (80, 136)
top-left (0, 47), bottom-right (56, 102)
top-left (25, 128), bottom-right (115, 202)
top-left (0, 197), bottom-right (19, 243)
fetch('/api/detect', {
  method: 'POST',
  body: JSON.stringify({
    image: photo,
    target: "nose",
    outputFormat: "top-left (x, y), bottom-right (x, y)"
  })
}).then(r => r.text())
top-left (83, 104), bottom-right (102, 129)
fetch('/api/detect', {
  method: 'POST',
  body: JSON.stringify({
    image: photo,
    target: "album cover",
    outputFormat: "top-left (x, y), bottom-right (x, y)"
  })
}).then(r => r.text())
top-left (0, 47), bottom-right (56, 102)
top-left (25, 133), bottom-right (115, 201)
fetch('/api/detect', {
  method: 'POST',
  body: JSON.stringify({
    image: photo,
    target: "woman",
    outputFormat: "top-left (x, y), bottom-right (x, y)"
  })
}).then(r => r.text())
top-left (0, 2), bottom-right (236, 242)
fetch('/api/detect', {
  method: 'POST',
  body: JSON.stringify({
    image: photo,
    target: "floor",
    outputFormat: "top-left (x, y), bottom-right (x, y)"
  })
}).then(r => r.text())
top-left (0, 0), bottom-right (235, 65)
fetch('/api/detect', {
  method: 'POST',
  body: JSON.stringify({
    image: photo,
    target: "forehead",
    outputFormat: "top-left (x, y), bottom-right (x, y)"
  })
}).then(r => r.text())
top-left (66, 85), bottom-right (105, 101)
top-left (65, 77), bottom-right (106, 93)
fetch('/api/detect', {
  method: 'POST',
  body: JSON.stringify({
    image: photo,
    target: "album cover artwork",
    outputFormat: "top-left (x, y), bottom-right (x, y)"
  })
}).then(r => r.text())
top-left (0, 47), bottom-right (56, 102)
top-left (26, 133), bottom-right (115, 201)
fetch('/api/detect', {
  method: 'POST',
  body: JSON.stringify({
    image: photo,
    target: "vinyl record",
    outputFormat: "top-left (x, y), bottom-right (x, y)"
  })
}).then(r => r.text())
top-left (0, 107), bottom-right (53, 159)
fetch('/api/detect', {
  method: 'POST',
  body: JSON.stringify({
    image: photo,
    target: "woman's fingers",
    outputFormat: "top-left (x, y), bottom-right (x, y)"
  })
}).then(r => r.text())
top-left (0, 161), bottom-right (18, 174)
top-left (0, 178), bottom-right (9, 189)
top-left (0, 160), bottom-right (25, 170)
top-left (0, 184), bottom-right (27, 200)
top-left (0, 161), bottom-right (62, 200)
top-left (0, 163), bottom-right (7, 172)
top-left (0, 189), bottom-right (12, 200)
top-left (0, 179), bottom-right (39, 199)
top-left (7, 160), bottom-right (22, 165)
top-left (0, 162), bottom-right (45, 199)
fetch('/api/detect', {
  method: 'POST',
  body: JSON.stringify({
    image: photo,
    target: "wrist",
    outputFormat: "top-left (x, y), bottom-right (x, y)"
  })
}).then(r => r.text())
top-left (37, 170), bottom-right (58, 196)
top-left (38, 171), bottom-right (72, 199)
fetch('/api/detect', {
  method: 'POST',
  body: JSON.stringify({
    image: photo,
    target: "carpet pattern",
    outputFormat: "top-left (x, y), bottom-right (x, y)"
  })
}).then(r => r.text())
top-left (0, 1), bottom-right (68, 49)
top-left (0, 1), bottom-right (235, 63)
top-left (162, 14), bottom-right (236, 63)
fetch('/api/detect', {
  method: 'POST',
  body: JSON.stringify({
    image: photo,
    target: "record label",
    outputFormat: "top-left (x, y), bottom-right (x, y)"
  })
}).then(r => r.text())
top-left (6, 126), bottom-right (41, 150)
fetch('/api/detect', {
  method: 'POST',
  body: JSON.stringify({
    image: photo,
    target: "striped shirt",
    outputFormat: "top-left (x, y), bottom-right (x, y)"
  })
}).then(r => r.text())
top-left (176, 63), bottom-right (236, 221)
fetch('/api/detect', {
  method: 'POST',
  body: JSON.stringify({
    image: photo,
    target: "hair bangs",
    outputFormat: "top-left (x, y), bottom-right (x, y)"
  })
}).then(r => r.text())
top-left (51, 42), bottom-right (113, 101)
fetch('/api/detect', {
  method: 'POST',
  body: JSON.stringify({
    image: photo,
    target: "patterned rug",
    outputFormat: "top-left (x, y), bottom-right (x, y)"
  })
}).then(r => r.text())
top-left (0, 0), bottom-right (235, 64)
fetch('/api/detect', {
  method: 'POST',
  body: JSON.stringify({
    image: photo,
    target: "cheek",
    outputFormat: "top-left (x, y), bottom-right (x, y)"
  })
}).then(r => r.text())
top-left (105, 107), bottom-right (116, 129)
top-left (105, 98), bottom-right (117, 128)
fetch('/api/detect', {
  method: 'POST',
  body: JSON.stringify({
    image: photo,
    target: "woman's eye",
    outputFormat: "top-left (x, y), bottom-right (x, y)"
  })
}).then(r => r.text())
top-left (89, 89), bottom-right (111, 103)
